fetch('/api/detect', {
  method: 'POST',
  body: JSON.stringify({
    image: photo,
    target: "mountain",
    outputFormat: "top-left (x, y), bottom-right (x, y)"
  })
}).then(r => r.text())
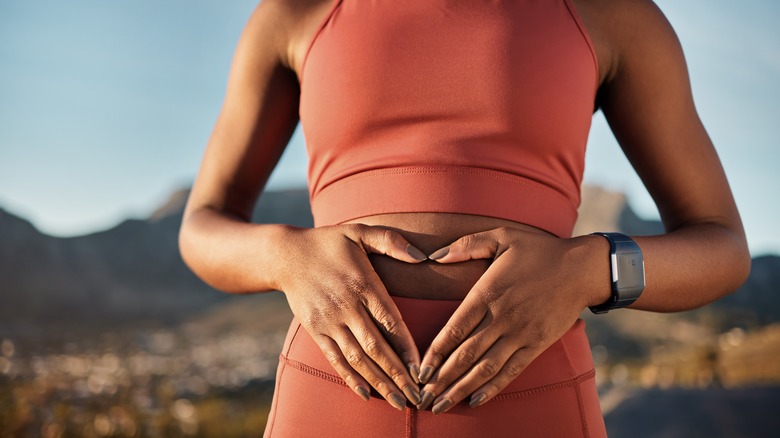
top-left (0, 188), bottom-right (312, 328)
top-left (0, 185), bottom-right (776, 332)
top-left (710, 255), bottom-right (780, 325)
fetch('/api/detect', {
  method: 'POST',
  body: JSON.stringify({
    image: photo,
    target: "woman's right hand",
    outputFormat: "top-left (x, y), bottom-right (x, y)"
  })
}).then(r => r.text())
top-left (274, 223), bottom-right (427, 410)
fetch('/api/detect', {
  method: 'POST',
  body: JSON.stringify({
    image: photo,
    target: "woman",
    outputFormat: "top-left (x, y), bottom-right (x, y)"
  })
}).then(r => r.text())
top-left (179, 0), bottom-right (750, 436)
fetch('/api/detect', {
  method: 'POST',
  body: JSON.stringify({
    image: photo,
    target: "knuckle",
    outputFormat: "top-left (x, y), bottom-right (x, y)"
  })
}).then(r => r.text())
top-left (387, 367), bottom-right (406, 383)
top-left (363, 338), bottom-right (382, 357)
top-left (428, 351), bottom-right (445, 367)
top-left (345, 349), bottom-right (365, 367)
top-left (300, 312), bottom-right (323, 330)
top-left (377, 316), bottom-right (399, 334)
top-left (381, 228), bottom-right (398, 245)
top-left (479, 285), bottom-right (503, 303)
top-left (446, 323), bottom-right (469, 342)
top-left (529, 326), bottom-right (552, 346)
top-left (494, 226), bottom-right (512, 241)
top-left (346, 223), bottom-right (368, 235)
top-left (344, 276), bottom-right (373, 297)
top-left (434, 375), bottom-right (451, 388)
top-left (477, 360), bottom-right (501, 378)
top-left (455, 349), bottom-right (477, 368)
top-left (504, 360), bottom-right (526, 378)
top-left (323, 350), bottom-right (343, 366)
top-left (481, 383), bottom-right (500, 398)
top-left (322, 289), bottom-right (348, 309)
top-left (457, 233), bottom-right (475, 249)
top-left (369, 376), bottom-right (386, 391)
top-left (504, 302), bottom-right (524, 321)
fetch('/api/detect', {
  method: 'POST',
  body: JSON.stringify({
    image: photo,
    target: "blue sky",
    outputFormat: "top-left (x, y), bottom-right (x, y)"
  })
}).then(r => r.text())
top-left (0, 0), bottom-right (778, 255)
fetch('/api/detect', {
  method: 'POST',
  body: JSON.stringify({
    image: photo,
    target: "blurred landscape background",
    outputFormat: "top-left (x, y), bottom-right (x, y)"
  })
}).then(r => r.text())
top-left (1, 185), bottom-right (778, 437)
top-left (2, 0), bottom-right (779, 436)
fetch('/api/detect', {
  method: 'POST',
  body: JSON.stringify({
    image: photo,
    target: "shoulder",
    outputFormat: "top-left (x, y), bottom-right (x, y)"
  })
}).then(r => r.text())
top-left (248, 0), bottom-right (337, 76)
top-left (572, 0), bottom-right (686, 109)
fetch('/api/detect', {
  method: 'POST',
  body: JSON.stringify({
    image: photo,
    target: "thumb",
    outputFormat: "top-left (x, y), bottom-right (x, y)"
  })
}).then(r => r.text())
top-left (428, 229), bottom-right (506, 263)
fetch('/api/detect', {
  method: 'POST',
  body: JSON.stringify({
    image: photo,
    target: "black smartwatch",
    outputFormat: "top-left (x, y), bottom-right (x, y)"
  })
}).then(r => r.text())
top-left (588, 232), bottom-right (645, 314)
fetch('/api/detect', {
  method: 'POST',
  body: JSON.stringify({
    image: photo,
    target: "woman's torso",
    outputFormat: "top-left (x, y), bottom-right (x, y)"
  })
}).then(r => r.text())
top-left (284, 0), bottom-right (614, 300)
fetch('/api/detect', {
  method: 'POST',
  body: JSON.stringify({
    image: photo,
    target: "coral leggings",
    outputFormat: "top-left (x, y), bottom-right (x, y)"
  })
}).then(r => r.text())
top-left (264, 296), bottom-right (607, 437)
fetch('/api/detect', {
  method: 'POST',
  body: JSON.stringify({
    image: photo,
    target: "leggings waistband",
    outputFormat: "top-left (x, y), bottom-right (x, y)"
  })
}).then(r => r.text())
top-left (280, 295), bottom-right (595, 396)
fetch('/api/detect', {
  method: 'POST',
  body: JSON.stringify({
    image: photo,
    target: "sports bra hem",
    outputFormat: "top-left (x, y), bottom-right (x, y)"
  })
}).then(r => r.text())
top-left (309, 165), bottom-right (579, 238)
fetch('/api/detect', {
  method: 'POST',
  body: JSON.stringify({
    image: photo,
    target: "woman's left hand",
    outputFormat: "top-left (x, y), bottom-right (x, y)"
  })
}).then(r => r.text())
top-left (416, 227), bottom-right (608, 413)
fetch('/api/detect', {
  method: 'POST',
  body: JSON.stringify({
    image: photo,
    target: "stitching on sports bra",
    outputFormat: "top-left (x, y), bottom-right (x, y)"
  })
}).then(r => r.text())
top-left (299, 0), bottom-right (343, 88)
top-left (561, 0), bottom-right (600, 97)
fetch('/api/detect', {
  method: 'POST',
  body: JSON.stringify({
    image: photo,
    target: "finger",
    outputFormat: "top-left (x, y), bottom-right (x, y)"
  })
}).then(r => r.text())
top-left (418, 297), bottom-right (488, 385)
top-left (418, 317), bottom-right (499, 407)
top-left (360, 278), bottom-right (422, 382)
top-left (312, 334), bottom-right (373, 402)
top-left (428, 228), bottom-right (508, 263)
top-left (467, 348), bottom-right (536, 409)
top-left (350, 307), bottom-right (422, 405)
top-left (427, 338), bottom-right (520, 414)
top-left (333, 326), bottom-right (415, 410)
top-left (349, 224), bottom-right (428, 262)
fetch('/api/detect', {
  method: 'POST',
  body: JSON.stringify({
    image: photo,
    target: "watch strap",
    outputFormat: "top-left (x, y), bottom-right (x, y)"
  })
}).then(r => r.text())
top-left (589, 232), bottom-right (645, 314)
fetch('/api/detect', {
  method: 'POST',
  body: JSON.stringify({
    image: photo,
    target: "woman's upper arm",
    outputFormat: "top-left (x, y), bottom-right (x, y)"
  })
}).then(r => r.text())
top-left (185, 0), bottom-right (302, 222)
top-left (598, 0), bottom-right (744, 235)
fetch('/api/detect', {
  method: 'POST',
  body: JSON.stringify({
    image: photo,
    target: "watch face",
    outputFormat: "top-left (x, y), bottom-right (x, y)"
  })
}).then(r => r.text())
top-left (617, 251), bottom-right (645, 289)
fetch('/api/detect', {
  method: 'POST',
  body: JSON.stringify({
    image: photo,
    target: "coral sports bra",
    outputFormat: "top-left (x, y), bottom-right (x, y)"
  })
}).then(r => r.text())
top-left (298, 0), bottom-right (599, 238)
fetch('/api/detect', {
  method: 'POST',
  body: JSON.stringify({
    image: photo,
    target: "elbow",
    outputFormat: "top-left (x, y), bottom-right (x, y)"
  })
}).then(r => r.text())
top-left (732, 245), bottom-right (752, 293)
top-left (177, 209), bottom-right (215, 290)
top-left (177, 214), bottom-right (200, 279)
top-left (720, 233), bottom-right (752, 299)
top-left (177, 220), bottom-right (226, 293)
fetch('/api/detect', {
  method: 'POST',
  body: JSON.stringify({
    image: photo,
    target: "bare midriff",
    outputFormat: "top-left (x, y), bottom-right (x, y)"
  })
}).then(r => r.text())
top-left (341, 212), bottom-right (556, 300)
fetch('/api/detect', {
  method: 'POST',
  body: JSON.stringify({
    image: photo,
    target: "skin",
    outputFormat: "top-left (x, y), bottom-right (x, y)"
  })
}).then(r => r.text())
top-left (178, 0), bottom-right (750, 415)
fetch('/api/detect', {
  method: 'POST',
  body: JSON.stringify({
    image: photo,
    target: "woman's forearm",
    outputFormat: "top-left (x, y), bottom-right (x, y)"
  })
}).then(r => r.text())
top-left (178, 206), bottom-right (297, 294)
top-left (583, 221), bottom-right (751, 313)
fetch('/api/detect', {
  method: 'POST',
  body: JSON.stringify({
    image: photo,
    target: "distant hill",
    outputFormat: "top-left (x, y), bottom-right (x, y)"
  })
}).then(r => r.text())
top-left (710, 255), bottom-right (780, 325)
top-left (0, 188), bottom-right (311, 328)
top-left (0, 185), bottom-right (777, 332)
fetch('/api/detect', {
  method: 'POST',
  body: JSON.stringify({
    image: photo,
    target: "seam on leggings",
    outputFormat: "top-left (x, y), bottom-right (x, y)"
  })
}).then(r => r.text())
top-left (575, 382), bottom-right (589, 438)
top-left (280, 354), bottom-right (349, 387)
top-left (266, 359), bottom-right (287, 438)
top-left (405, 407), bottom-right (416, 438)
top-left (559, 323), bottom-right (578, 375)
top-left (283, 323), bottom-right (303, 357)
top-left (489, 368), bottom-right (596, 402)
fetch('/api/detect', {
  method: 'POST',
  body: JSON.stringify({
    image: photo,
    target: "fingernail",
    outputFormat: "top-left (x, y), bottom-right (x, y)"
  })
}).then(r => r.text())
top-left (409, 363), bottom-right (421, 384)
top-left (432, 398), bottom-right (453, 415)
top-left (406, 244), bottom-right (427, 262)
top-left (355, 386), bottom-right (370, 402)
top-left (417, 391), bottom-right (435, 411)
top-left (428, 247), bottom-right (449, 260)
top-left (388, 393), bottom-right (406, 411)
top-left (418, 366), bottom-right (434, 384)
top-left (469, 393), bottom-right (487, 408)
top-left (403, 385), bottom-right (421, 405)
